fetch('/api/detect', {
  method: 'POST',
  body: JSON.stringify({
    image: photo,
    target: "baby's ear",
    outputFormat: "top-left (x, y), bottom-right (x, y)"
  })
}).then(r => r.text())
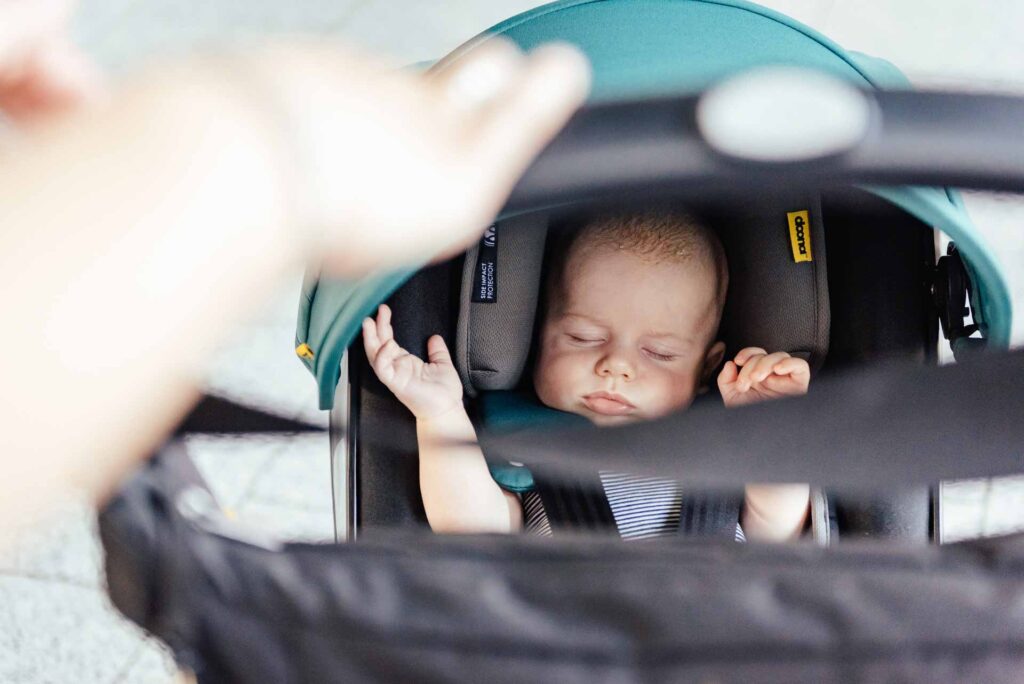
top-left (700, 341), bottom-right (727, 386)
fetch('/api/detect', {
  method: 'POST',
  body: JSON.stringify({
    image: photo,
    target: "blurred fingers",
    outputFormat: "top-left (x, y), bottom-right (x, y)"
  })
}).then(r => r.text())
top-left (468, 42), bottom-right (590, 193)
top-left (432, 37), bottom-right (524, 117)
top-left (28, 34), bottom-right (105, 106)
top-left (0, 0), bottom-right (71, 63)
top-left (0, 3), bottom-right (104, 123)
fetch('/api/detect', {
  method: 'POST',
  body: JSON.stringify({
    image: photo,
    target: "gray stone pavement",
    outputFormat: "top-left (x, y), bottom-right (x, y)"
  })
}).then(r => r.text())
top-left (3, 0), bottom-right (1024, 681)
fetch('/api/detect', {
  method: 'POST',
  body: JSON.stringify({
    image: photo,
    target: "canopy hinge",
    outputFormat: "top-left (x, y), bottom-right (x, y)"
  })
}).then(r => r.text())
top-left (933, 242), bottom-right (978, 343)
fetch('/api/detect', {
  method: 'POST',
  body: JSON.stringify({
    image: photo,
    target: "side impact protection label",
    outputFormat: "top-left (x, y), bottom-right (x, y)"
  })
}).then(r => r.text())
top-left (472, 224), bottom-right (498, 303)
top-left (787, 210), bottom-right (813, 263)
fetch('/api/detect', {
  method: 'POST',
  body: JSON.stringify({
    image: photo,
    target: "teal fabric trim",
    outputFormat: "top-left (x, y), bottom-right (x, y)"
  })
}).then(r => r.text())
top-left (487, 464), bottom-right (536, 493)
top-left (479, 391), bottom-right (588, 493)
top-left (846, 51), bottom-right (912, 89)
top-left (468, 0), bottom-right (877, 102)
top-left (294, 268), bottom-right (320, 374)
top-left (479, 391), bottom-right (590, 433)
top-left (300, 267), bottom-right (420, 410)
top-left (864, 185), bottom-right (1012, 348)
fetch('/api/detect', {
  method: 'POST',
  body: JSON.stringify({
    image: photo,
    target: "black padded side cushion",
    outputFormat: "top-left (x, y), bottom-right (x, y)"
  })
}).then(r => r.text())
top-left (715, 191), bottom-right (830, 371)
top-left (456, 216), bottom-right (548, 396)
top-left (821, 187), bottom-right (937, 371)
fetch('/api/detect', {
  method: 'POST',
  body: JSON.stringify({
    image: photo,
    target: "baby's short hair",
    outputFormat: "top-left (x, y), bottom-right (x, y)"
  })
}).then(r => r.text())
top-left (547, 210), bottom-right (729, 316)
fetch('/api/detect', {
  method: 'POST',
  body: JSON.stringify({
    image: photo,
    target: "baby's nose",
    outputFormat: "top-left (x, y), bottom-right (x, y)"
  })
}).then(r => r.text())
top-left (597, 354), bottom-right (635, 380)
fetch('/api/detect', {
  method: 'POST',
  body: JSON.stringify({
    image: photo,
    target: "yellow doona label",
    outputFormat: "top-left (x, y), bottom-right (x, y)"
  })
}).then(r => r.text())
top-left (787, 210), bottom-right (813, 263)
top-left (295, 343), bottom-right (315, 360)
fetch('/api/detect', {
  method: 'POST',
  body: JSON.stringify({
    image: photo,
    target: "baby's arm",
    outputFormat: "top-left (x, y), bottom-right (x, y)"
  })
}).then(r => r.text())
top-left (718, 347), bottom-right (811, 542)
top-left (417, 407), bottom-right (523, 533)
top-left (362, 305), bottom-right (522, 533)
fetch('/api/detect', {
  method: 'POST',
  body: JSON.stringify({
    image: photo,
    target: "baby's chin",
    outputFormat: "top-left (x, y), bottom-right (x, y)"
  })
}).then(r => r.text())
top-left (575, 402), bottom-right (691, 427)
top-left (581, 411), bottom-right (646, 428)
top-left (542, 396), bottom-right (650, 427)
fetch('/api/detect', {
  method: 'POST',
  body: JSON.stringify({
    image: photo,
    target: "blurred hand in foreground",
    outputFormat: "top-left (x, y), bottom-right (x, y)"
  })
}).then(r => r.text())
top-left (0, 31), bottom-right (589, 532)
top-left (0, 0), bottom-right (103, 123)
top-left (249, 38), bottom-right (589, 271)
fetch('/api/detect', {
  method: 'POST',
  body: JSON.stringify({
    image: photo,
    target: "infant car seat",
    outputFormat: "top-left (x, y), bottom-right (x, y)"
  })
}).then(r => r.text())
top-left (295, 0), bottom-right (1011, 543)
top-left (340, 188), bottom-right (932, 541)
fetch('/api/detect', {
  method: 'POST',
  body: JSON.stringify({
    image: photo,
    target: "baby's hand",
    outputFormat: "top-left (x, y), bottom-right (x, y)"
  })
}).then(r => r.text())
top-left (362, 304), bottom-right (464, 420)
top-left (718, 347), bottom-right (810, 408)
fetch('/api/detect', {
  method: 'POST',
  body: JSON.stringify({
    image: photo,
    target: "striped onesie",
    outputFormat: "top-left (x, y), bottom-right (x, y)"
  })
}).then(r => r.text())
top-left (522, 471), bottom-right (746, 542)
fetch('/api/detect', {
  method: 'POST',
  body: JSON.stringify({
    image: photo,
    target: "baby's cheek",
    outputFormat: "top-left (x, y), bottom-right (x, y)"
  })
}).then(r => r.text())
top-left (534, 353), bottom-right (579, 409)
top-left (651, 372), bottom-right (699, 416)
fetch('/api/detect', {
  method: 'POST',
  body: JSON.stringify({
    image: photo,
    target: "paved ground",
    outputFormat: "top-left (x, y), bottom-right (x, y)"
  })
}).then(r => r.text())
top-left (2, 0), bottom-right (1024, 681)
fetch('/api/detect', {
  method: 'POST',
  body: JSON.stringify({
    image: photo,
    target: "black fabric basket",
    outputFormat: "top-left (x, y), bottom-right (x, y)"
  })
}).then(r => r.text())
top-left (101, 437), bottom-right (1024, 684)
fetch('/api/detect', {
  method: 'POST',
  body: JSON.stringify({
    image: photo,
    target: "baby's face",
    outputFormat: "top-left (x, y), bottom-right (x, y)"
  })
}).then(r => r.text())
top-left (534, 245), bottom-right (723, 426)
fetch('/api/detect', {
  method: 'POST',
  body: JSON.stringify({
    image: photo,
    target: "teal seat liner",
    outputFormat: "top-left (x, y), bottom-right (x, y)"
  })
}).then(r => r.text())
top-left (477, 391), bottom-right (589, 492)
top-left (297, 0), bottom-right (1012, 410)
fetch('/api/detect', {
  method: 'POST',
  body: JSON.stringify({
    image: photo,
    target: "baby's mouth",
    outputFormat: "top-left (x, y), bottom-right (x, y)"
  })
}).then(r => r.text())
top-left (582, 391), bottom-right (636, 416)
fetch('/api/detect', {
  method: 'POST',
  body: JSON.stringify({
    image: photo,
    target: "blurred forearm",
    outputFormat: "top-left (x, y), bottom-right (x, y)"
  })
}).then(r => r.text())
top-left (0, 63), bottom-right (298, 528)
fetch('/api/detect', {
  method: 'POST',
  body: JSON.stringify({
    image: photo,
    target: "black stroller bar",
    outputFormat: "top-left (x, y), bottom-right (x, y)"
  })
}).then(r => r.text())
top-left (479, 347), bottom-right (1024, 489)
top-left (506, 90), bottom-right (1024, 211)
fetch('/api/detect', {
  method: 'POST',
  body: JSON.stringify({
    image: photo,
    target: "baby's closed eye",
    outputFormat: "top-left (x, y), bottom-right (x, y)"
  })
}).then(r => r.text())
top-left (566, 333), bottom-right (605, 345)
top-left (643, 348), bottom-right (677, 362)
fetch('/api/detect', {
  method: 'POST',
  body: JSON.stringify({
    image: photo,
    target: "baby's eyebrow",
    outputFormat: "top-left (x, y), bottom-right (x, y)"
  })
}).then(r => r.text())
top-left (645, 333), bottom-right (695, 346)
top-left (561, 312), bottom-right (607, 326)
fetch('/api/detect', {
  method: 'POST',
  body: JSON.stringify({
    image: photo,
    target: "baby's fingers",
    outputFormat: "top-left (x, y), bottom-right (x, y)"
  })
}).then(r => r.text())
top-left (427, 334), bottom-right (453, 366)
top-left (736, 353), bottom-right (766, 391)
top-left (362, 316), bottom-right (381, 360)
top-left (733, 347), bottom-right (767, 367)
top-left (717, 359), bottom-right (739, 390)
top-left (770, 357), bottom-right (811, 394)
top-left (377, 303), bottom-right (394, 343)
top-left (773, 356), bottom-right (810, 379)
top-left (371, 338), bottom-right (407, 384)
top-left (749, 352), bottom-right (792, 384)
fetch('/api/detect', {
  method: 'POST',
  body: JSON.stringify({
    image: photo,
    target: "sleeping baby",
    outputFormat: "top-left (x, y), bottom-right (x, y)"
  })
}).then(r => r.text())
top-left (361, 211), bottom-right (811, 541)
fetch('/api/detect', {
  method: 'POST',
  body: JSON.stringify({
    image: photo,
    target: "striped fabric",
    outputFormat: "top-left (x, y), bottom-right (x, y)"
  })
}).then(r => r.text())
top-left (522, 487), bottom-right (553, 536)
top-left (523, 472), bottom-right (745, 542)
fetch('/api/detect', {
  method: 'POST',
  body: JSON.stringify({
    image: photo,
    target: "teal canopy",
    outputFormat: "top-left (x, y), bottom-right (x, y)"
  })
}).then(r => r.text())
top-left (297, 0), bottom-right (1012, 410)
